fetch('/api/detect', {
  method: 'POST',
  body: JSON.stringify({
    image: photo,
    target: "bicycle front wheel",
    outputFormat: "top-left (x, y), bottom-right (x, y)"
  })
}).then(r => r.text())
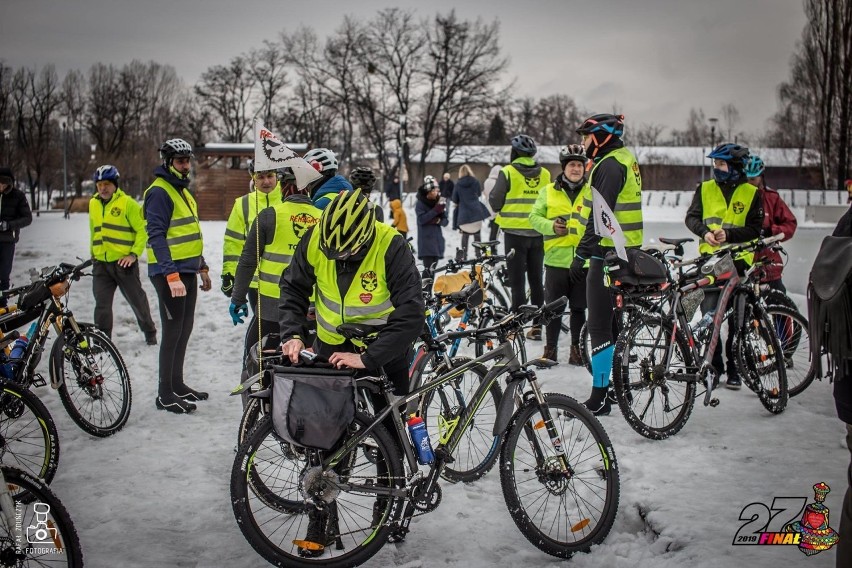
top-left (50, 325), bottom-right (132, 437)
top-left (231, 413), bottom-right (404, 567)
top-left (0, 381), bottom-right (60, 484)
top-left (764, 305), bottom-right (814, 397)
top-left (499, 393), bottom-right (619, 558)
top-left (734, 309), bottom-right (788, 414)
top-left (421, 357), bottom-right (501, 483)
top-left (612, 314), bottom-right (696, 440)
top-left (0, 465), bottom-right (84, 567)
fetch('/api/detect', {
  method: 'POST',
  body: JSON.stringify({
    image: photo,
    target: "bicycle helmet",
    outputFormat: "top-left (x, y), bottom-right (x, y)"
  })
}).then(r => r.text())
top-left (707, 143), bottom-right (750, 170)
top-left (510, 134), bottom-right (537, 157)
top-left (349, 166), bottom-right (377, 192)
top-left (248, 158), bottom-right (278, 178)
top-left (318, 189), bottom-right (376, 260)
top-left (303, 148), bottom-right (339, 175)
top-left (576, 113), bottom-right (625, 137)
top-left (93, 164), bottom-right (120, 186)
top-left (744, 155), bottom-right (765, 178)
top-left (559, 144), bottom-right (588, 168)
top-left (159, 138), bottom-right (193, 165)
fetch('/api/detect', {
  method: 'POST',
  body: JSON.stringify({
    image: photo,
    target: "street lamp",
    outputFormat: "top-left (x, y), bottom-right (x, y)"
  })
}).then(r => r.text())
top-left (705, 117), bottom-right (719, 182)
top-left (62, 123), bottom-right (69, 219)
top-left (398, 114), bottom-right (406, 199)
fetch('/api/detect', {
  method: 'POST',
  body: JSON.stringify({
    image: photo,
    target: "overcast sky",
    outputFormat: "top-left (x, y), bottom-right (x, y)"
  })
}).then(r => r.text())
top-left (1, 0), bottom-right (806, 141)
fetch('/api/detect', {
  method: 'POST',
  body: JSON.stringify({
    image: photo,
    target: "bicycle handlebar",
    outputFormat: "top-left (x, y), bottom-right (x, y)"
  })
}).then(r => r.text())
top-left (425, 249), bottom-right (515, 278)
top-left (672, 233), bottom-right (785, 269)
top-left (433, 295), bottom-right (567, 343)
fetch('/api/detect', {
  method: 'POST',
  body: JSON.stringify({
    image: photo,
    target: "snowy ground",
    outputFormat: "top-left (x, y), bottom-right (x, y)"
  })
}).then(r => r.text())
top-left (10, 204), bottom-right (847, 568)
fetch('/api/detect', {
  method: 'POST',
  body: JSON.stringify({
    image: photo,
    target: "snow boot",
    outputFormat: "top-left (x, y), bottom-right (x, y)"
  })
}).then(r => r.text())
top-left (155, 394), bottom-right (196, 414)
top-left (568, 345), bottom-right (584, 366)
top-left (541, 345), bottom-right (558, 362)
top-left (583, 386), bottom-right (612, 416)
top-left (526, 326), bottom-right (542, 341)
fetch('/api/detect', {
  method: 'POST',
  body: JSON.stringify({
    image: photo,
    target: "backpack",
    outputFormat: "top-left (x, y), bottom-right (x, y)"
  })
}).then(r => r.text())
top-left (807, 236), bottom-right (852, 380)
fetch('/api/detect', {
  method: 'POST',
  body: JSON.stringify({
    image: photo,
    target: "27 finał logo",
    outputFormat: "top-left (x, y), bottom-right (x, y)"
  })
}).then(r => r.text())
top-left (733, 482), bottom-right (839, 556)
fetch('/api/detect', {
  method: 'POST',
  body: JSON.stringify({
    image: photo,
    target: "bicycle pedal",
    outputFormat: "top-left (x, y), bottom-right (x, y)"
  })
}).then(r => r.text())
top-left (709, 398), bottom-right (720, 407)
top-left (32, 374), bottom-right (48, 388)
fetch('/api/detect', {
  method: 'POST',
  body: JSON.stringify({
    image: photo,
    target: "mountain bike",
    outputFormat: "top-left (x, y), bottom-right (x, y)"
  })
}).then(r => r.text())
top-left (231, 298), bottom-right (620, 566)
top-left (609, 234), bottom-right (788, 440)
top-left (1, 260), bottom-right (132, 437)
top-left (0, 465), bottom-right (83, 567)
top-left (0, 379), bottom-right (59, 484)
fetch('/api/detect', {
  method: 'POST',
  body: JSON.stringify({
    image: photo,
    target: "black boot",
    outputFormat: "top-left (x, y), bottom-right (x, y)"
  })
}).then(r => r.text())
top-left (173, 376), bottom-right (209, 401)
top-left (298, 504), bottom-right (340, 558)
top-left (155, 393), bottom-right (196, 414)
top-left (583, 386), bottom-right (612, 416)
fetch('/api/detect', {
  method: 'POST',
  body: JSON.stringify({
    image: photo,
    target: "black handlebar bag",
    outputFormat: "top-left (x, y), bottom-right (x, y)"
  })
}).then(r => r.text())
top-left (271, 365), bottom-right (357, 451)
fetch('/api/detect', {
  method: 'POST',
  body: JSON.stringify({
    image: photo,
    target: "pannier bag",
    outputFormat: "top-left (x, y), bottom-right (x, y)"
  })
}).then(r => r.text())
top-left (433, 267), bottom-right (486, 317)
top-left (606, 248), bottom-right (668, 287)
top-left (271, 365), bottom-right (357, 450)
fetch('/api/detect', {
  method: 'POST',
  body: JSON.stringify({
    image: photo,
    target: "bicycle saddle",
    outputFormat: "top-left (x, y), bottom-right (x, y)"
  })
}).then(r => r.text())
top-left (659, 237), bottom-right (693, 246)
top-left (472, 240), bottom-right (500, 250)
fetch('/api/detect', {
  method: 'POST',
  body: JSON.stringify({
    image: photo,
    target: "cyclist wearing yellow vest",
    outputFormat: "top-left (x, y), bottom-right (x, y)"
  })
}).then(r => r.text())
top-left (685, 142), bottom-right (763, 390)
top-left (89, 165), bottom-right (157, 345)
top-left (220, 160), bottom-right (284, 304)
top-left (229, 167), bottom-right (320, 362)
top-left (279, 189), bottom-right (423, 395)
top-left (489, 134), bottom-right (551, 339)
top-left (143, 138), bottom-right (212, 414)
top-left (529, 144), bottom-right (591, 365)
top-left (574, 113), bottom-right (644, 416)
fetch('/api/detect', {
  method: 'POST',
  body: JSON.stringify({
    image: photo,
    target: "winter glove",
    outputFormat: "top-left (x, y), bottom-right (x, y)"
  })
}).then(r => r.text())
top-left (568, 257), bottom-right (587, 284)
top-left (433, 203), bottom-right (446, 215)
top-left (0, 221), bottom-right (8, 232)
top-left (220, 274), bottom-right (234, 297)
top-left (229, 302), bottom-right (249, 326)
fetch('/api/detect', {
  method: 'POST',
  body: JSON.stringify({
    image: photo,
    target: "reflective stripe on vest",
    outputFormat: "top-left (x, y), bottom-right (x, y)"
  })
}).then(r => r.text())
top-left (495, 164), bottom-right (551, 230)
top-left (258, 201), bottom-right (321, 300)
top-left (308, 222), bottom-right (397, 346)
top-left (698, 180), bottom-right (758, 265)
top-left (90, 188), bottom-right (139, 262)
top-left (223, 185), bottom-right (283, 286)
top-left (590, 147), bottom-right (643, 247)
top-left (144, 178), bottom-right (203, 264)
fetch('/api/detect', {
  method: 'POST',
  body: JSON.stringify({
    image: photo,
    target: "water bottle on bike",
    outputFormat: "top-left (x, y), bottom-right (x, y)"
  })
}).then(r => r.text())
top-left (407, 415), bottom-right (435, 465)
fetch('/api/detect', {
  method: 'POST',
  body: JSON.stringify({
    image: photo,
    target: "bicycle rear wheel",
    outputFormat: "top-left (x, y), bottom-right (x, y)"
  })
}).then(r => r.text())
top-left (0, 381), bottom-right (59, 484)
top-left (50, 325), bottom-right (132, 437)
top-left (612, 314), bottom-right (696, 440)
top-left (763, 305), bottom-right (814, 397)
top-left (0, 465), bottom-right (83, 567)
top-left (499, 393), bottom-right (619, 558)
top-left (734, 309), bottom-right (788, 414)
top-left (231, 413), bottom-right (404, 567)
top-left (421, 357), bottom-right (501, 483)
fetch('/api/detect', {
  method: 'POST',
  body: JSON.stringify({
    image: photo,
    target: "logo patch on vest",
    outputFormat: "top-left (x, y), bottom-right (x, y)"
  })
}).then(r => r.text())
top-left (290, 213), bottom-right (317, 238)
top-left (359, 293), bottom-right (372, 304)
top-left (360, 271), bottom-right (378, 292)
top-left (524, 176), bottom-right (540, 188)
top-left (632, 162), bottom-right (641, 185)
top-left (733, 201), bottom-right (745, 214)
top-left (110, 206), bottom-right (122, 217)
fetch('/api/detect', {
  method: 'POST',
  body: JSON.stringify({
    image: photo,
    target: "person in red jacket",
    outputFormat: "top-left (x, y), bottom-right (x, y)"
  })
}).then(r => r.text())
top-left (745, 155), bottom-right (797, 293)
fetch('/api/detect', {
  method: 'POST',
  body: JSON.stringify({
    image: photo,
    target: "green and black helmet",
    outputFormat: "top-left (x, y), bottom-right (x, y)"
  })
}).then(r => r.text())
top-left (319, 189), bottom-right (376, 260)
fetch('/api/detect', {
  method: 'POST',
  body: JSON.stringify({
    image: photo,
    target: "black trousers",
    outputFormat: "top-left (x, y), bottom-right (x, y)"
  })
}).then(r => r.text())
top-left (544, 266), bottom-right (587, 347)
top-left (460, 230), bottom-right (481, 259)
top-left (586, 259), bottom-right (615, 354)
top-left (488, 220), bottom-right (500, 245)
top-left (151, 273), bottom-right (198, 398)
top-left (420, 256), bottom-right (441, 276)
top-left (503, 233), bottom-right (544, 312)
top-left (0, 242), bottom-right (14, 306)
top-left (92, 261), bottom-right (157, 338)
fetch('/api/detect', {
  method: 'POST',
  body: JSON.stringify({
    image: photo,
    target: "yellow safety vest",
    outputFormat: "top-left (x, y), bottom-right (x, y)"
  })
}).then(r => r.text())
top-left (223, 185), bottom-right (283, 289)
top-left (257, 200), bottom-right (321, 300)
top-left (89, 188), bottom-right (146, 262)
top-left (495, 161), bottom-right (551, 230)
top-left (590, 147), bottom-right (643, 248)
top-left (540, 182), bottom-right (592, 267)
top-left (143, 178), bottom-right (203, 264)
top-left (308, 222), bottom-right (397, 346)
top-left (698, 180), bottom-right (758, 265)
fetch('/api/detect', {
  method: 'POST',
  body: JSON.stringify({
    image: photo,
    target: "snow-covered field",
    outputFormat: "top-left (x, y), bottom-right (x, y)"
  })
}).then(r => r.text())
top-left (10, 205), bottom-right (847, 568)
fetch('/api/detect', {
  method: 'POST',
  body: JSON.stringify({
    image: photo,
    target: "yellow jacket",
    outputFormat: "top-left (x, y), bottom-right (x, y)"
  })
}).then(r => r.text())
top-left (390, 199), bottom-right (408, 233)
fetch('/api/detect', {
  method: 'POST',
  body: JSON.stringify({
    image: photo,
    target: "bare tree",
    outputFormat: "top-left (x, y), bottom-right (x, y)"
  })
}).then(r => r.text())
top-left (631, 122), bottom-right (667, 147)
top-left (720, 102), bottom-right (741, 142)
top-left (0, 61), bottom-right (16, 168)
top-left (249, 40), bottom-right (289, 127)
top-left (529, 94), bottom-right (583, 145)
top-left (670, 108), bottom-right (709, 146)
top-left (194, 56), bottom-right (256, 142)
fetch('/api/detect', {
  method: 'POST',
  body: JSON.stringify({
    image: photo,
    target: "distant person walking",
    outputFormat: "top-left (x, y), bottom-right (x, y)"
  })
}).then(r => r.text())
top-left (0, 167), bottom-right (32, 308)
top-left (416, 175), bottom-right (448, 272)
top-left (89, 164), bottom-right (157, 344)
top-left (144, 139), bottom-right (211, 414)
top-left (451, 164), bottom-right (490, 259)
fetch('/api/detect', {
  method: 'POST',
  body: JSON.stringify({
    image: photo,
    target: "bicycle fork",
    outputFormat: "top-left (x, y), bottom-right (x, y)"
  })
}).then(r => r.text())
top-left (515, 372), bottom-right (574, 476)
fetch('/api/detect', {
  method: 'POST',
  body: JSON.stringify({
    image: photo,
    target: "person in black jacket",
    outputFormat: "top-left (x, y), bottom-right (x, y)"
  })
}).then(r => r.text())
top-left (0, 167), bottom-right (33, 307)
top-left (684, 143), bottom-right (763, 389)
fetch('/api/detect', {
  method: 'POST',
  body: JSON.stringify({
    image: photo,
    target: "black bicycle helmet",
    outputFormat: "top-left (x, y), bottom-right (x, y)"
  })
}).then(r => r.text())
top-left (510, 134), bottom-right (537, 157)
top-left (349, 166), bottom-right (377, 192)
top-left (576, 113), bottom-right (625, 137)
